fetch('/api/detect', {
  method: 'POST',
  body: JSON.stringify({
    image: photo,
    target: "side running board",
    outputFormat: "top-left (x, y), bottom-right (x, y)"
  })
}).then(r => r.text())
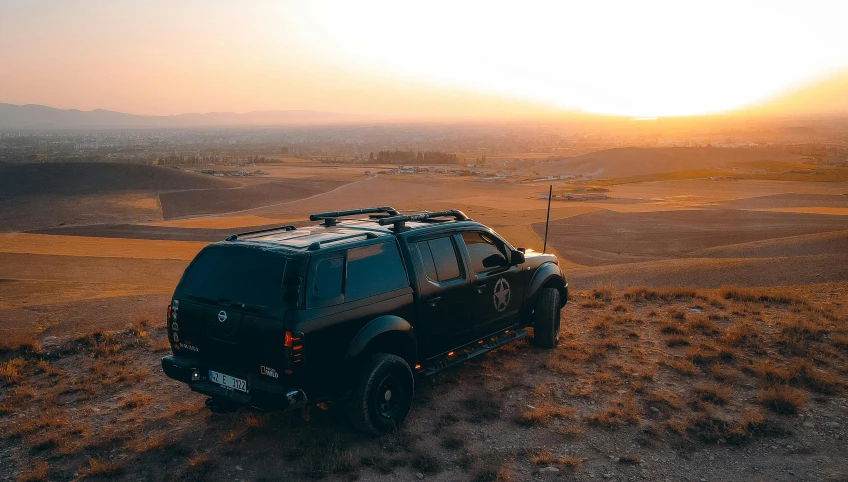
top-left (419, 327), bottom-right (529, 377)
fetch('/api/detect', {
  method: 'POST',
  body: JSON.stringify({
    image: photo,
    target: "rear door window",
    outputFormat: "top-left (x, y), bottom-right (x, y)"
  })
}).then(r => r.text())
top-left (180, 246), bottom-right (286, 308)
top-left (346, 242), bottom-right (409, 301)
top-left (413, 237), bottom-right (462, 282)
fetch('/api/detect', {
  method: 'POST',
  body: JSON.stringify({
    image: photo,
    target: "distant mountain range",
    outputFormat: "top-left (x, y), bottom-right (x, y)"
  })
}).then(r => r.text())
top-left (0, 104), bottom-right (377, 129)
top-left (3, 71), bottom-right (848, 130)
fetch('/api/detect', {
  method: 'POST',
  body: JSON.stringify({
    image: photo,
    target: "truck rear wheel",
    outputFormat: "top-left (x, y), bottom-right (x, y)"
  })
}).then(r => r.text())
top-left (532, 287), bottom-right (561, 348)
top-left (348, 353), bottom-right (414, 435)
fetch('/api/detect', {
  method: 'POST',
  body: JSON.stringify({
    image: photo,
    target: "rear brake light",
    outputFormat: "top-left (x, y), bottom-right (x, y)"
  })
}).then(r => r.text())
top-left (284, 331), bottom-right (304, 372)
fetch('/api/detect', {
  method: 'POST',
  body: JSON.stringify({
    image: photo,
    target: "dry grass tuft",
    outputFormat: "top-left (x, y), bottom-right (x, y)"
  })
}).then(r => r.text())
top-left (622, 286), bottom-right (697, 302)
top-left (517, 406), bottom-right (576, 427)
top-left (16, 460), bottom-right (48, 482)
top-left (530, 447), bottom-right (583, 468)
top-left (690, 316), bottom-right (720, 335)
top-left (591, 284), bottom-right (614, 302)
top-left (666, 336), bottom-right (690, 348)
top-left (690, 410), bottom-right (771, 444)
top-left (1, 357), bottom-right (27, 385)
top-left (722, 321), bottom-right (760, 346)
top-left (719, 285), bottom-right (808, 306)
top-left (78, 458), bottom-right (124, 478)
top-left (757, 386), bottom-right (807, 415)
top-left (0, 335), bottom-right (42, 356)
top-left (242, 412), bottom-right (268, 429)
top-left (557, 425), bottom-right (583, 438)
top-left (660, 358), bottom-right (699, 376)
top-left (119, 392), bottom-right (152, 409)
top-left (587, 397), bottom-right (641, 427)
top-left (660, 322), bottom-right (687, 336)
top-left (695, 385), bottom-right (732, 405)
top-left (125, 433), bottom-right (170, 453)
top-left (645, 390), bottom-right (683, 410)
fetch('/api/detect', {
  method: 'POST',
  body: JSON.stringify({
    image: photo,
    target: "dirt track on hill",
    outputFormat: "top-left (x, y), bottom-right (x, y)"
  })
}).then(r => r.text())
top-left (159, 179), bottom-right (346, 219)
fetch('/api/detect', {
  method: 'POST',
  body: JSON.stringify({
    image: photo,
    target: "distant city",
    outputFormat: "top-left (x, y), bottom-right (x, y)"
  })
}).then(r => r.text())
top-left (1, 114), bottom-right (846, 169)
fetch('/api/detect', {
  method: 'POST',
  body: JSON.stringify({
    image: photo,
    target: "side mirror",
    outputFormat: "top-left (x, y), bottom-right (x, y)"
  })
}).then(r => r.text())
top-left (511, 250), bottom-right (525, 265)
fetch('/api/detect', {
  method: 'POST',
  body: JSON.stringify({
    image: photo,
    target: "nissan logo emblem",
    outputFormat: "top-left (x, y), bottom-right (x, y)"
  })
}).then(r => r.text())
top-left (217, 310), bottom-right (228, 323)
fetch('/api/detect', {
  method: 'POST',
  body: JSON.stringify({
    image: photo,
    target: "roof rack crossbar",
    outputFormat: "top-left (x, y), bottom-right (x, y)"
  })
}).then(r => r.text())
top-left (226, 225), bottom-right (296, 241)
top-left (309, 206), bottom-right (399, 222)
top-left (378, 209), bottom-right (471, 231)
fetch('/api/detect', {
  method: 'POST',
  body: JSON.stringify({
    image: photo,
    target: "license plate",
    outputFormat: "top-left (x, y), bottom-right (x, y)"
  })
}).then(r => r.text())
top-left (208, 370), bottom-right (248, 393)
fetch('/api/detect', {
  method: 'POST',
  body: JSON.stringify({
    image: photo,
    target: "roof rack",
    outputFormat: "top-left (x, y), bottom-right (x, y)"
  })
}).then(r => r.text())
top-left (378, 210), bottom-right (471, 232)
top-left (225, 225), bottom-right (296, 241)
top-left (309, 206), bottom-right (400, 226)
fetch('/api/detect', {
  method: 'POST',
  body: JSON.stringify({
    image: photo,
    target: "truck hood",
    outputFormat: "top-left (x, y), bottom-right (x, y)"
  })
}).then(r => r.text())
top-left (522, 251), bottom-right (558, 269)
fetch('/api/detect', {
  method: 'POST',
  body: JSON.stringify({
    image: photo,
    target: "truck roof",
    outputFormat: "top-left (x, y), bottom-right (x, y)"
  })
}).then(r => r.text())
top-left (218, 208), bottom-right (482, 253)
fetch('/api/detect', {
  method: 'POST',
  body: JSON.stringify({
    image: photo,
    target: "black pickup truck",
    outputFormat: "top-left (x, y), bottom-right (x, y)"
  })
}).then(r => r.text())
top-left (162, 207), bottom-right (567, 434)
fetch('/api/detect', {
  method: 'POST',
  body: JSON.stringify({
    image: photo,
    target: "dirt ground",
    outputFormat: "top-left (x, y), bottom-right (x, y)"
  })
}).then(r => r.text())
top-left (2, 285), bottom-right (847, 481)
top-left (2, 152), bottom-right (848, 481)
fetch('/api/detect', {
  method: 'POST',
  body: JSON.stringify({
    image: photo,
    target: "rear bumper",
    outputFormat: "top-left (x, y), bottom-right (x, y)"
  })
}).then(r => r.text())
top-left (161, 355), bottom-right (307, 410)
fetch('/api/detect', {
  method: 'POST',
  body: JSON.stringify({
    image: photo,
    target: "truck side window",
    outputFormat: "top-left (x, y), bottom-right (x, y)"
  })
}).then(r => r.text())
top-left (412, 237), bottom-right (462, 282)
top-left (461, 232), bottom-right (509, 274)
top-left (312, 257), bottom-right (344, 299)
top-left (346, 242), bottom-right (409, 301)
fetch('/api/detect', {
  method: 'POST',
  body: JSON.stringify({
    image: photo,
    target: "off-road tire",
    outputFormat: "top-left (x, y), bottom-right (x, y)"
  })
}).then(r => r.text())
top-left (532, 287), bottom-right (561, 348)
top-left (348, 353), bottom-right (414, 435)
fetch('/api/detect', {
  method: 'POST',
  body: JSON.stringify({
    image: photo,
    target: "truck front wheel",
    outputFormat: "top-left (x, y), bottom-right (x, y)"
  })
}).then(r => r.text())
top-left (348, 353), bottom-right (414, 435)
top-left (532, 287), bottom-right (561, 348)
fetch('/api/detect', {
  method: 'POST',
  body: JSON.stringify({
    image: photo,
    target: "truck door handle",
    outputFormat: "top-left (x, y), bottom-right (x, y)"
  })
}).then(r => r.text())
top-left (427, 297), bottom-right (442, 306)
top-left (475, 283), bottom-right (487, 294)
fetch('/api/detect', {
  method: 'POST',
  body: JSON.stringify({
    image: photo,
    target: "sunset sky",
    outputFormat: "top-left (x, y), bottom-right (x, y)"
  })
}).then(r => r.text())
top-left (1, 0), bottom-right (847, 118)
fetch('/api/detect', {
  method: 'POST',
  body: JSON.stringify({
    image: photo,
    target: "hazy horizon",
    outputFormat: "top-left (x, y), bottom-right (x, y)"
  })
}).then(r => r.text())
top-left (3, 1), bottom-right (848, 119)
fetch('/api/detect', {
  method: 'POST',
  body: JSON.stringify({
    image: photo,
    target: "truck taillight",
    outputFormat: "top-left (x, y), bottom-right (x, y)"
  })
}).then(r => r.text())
top-left (284, 331), bottom-right (304, 374)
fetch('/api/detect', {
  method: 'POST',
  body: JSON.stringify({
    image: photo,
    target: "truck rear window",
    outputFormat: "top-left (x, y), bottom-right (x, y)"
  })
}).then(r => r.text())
top-left (180, 246), bottom-right (287, 308)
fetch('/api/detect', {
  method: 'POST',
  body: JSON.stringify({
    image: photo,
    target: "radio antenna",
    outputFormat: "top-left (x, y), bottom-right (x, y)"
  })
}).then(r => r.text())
top-left (543, 184), bottom-right (552, 253)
